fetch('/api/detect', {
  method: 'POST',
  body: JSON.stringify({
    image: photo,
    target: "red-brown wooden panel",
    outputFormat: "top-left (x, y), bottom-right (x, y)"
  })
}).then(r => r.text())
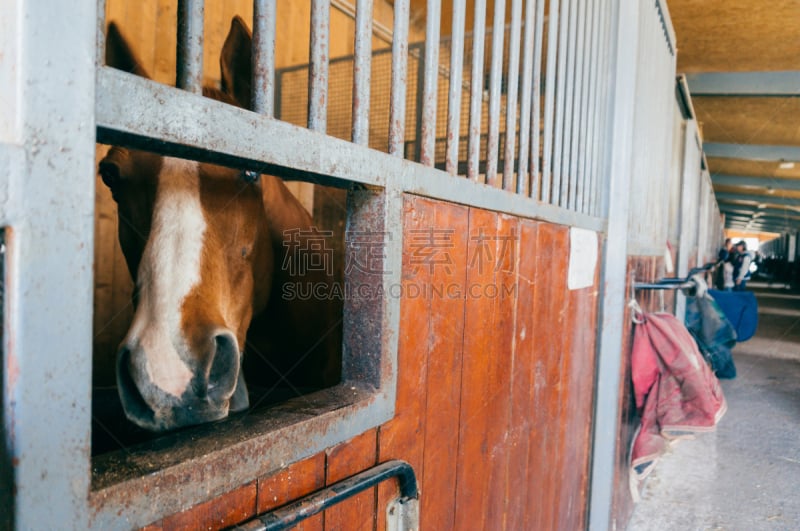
top-left (256, 453), bottom-right (326, 531)
top-left (527, 222), bottom-right (570, 530)
top-left (417, 199), bottom-right (469, 531)
top-left (376, 195), bottom-right (436, 531)
top-left (485, 213), bottom-right (518, 529)
top-left (557, 253), bottom-right (600, 530)
top-left (159, 481), bottom-right (257, 531)
top-left (505, 219), bottom-right (539, 531)
top-left (324, 429), bottom-right (378, 530)
top-left (453, 207), bottom-right (498, 530)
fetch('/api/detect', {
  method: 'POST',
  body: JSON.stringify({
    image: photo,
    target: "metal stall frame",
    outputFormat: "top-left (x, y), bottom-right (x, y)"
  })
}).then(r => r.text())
top-left (587, 0), bottom-right (641, 528)
top-left (1, 0), bottom-right (625, 528)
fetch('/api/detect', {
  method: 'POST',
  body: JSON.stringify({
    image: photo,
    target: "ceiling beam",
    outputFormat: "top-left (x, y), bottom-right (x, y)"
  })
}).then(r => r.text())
top-left (686, 72), bottom-right (800, 97)
top-left (711, 173), bottom-right (800, 191)
top-left (715, 192), bottom-right (800, 207)
top-left (704, 143), bottom-right (800, 162)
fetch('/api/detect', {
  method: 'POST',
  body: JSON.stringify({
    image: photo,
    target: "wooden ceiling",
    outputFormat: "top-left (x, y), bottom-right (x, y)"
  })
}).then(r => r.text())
top-left (668, 0), bottom-right (800, 236)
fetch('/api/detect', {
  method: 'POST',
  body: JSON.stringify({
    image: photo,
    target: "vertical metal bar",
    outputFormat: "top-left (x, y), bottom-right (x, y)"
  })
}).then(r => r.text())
top-left (388, 0), bottom-right (410, 156)
top-left (253, 0), bottom-right (277, 116)
top-left (569, 0), bottom-right (588, 212)
top-left (582, 0), bottom-right (600, 214)
top-left (589, 0), bottom-right (642, 527)
top-left (529, 0), bottom-right (546, 199)
top-left (561, 0), bottom-right (580, 209)
top-left (485, 0), bottom-right (507, 187)
top-left (97, 0), bottom-right (107, 66)
top-left (592, 0), bottom-right (612, 217)
top-left (550, 0), bottom-right (571, 205)
top-left (9, 0), bottom-right (96, 527)
top-left (176, 0), bottom-right (204, 93)
top-left (502, 0), bottom-right (524, 191)
top-left (467, 0), bottom-right (487, 181)
top-left (352, 0), bottom-right (373, 145)
top-left (414, 44), bottom-right (426, 162)
top-left (309, 0), bottom-right (330, 132)
top-left (445, 0), bottom-right (466, 175)
top-left (516, 0), bottom-right (537, 195)
top-left (540, 0), bottom-right (560, 202)
top-left (420, 0), bottom-right (441, 166)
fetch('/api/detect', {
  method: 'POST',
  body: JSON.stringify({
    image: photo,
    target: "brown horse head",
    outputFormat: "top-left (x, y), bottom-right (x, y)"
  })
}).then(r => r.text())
top-left (100, 19), bottom-right (340, 431)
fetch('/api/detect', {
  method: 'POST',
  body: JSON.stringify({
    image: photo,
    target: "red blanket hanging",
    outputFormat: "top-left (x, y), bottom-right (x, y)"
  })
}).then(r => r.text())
top-left (630, 311), bottom-right (727, 496)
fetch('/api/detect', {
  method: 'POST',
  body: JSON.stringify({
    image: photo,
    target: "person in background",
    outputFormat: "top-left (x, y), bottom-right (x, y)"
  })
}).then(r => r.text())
top-left (723, 253), bottom-right (735, 291)
top-left (718, 238), bottom-right (733, 262)
top-left (733, 240), bottom-right (752, 291)
top-left (715, 238), bottom-right (734, 289)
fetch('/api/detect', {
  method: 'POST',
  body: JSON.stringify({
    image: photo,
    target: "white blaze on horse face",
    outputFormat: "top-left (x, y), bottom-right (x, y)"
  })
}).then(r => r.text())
top-left (128, 157), bottom-right (206, 398)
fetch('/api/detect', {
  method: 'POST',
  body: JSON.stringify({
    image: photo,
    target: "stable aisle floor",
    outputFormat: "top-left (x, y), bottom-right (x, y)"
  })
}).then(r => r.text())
top-left (628, 283), bottom-right (800, 531)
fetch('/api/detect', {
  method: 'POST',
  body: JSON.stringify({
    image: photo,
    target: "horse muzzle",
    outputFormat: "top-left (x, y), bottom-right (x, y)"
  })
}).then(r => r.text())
top-left (116, 331), bottom-right (249, 432)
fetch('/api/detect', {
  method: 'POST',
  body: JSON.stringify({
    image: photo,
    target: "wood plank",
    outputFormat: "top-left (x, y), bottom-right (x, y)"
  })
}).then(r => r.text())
top-left (453, 207), bottom-right (498, 530)
top-left (418, 199), bottom-right (469, 531)
top-left (256, 453), bottom-right (326, 531)
top-left (485, 213), bottom-right (518, 529)
top-left (324, 429), bottom-right (378, 530)
top-left (543, 224), bottom-right (572, 531)
top-left (505, 219), bottom-right (538, 530)
top-left (527, 222), bottom-right (570, 530)
top-left (160, 481), bottom-right (257, 531)
top-left (376, 195), bottom-right (434, 531)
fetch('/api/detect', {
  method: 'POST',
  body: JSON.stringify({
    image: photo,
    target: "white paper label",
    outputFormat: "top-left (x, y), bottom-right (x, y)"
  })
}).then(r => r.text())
top-left (568, 227), bottom-right (598, 290)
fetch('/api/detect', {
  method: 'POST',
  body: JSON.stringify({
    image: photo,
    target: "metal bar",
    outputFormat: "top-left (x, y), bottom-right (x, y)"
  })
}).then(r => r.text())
top-left (253, 0), bottom-right (277, 116)
top-left (704, 142), bottom-right (800, 162)
top-left (686, 71), bottom-right (800, 97)
top-left (176, 0), bottom-right (204, 93)
top-left (550, 0), bottom-right (571, 205)
top-left (572, 0), bottom-right (590, 213)
top-left (309, 0), bottom-right (330, 132)
top-left (485, 0), bottom-right (507, 187)
top-left (234, 460), bottom-right (418, 531)
top-left (352, 0), bottom-right (373, 145)
top-left (8, 0), bottom-right (97, 527)
top-left (529, 0), bottom-right (546, 199)
top-left (332, 0), bottom-right (394, 44)
top-left (582, 0), bottom-right (600, 214)
top-left (560, 0), bottom-right (580, 208)
top-left (516, 0), bottom-right (537, 195)
top-left (96, 0), bottom-right (107, 66)
top-left (633, 280), bottom-right (695, 290)
top-left (413, 43), bottom-right (425, 162)
top-left (445, 0), bottom-right (466, 175)
top-left (593, 0), bottom-right (612, 217)
top-left (388, 0), bottom-right (410, 156)
top-left (419, 0), bottom-right (442, 166)
top-left (502, 0), bottom-right (524, 190)
top-left (466, 0), bottom-right (487, 181)
top-left (588, 0), bottom-right (641, 528)
top-left (540, 0), bottom-right (560, 202)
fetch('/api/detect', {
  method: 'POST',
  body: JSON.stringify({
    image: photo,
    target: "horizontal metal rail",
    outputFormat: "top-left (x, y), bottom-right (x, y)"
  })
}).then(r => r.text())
top-left (233, 460), bottom-right (418, 531)
top-left (633, 261), bottom-right (720, 290)
top-left (96, 67), bottom-right (607, 232)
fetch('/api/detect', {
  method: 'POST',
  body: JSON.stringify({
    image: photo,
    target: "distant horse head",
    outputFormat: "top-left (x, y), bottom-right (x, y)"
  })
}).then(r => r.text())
top-left (100, 18), bottom-right (341, 431)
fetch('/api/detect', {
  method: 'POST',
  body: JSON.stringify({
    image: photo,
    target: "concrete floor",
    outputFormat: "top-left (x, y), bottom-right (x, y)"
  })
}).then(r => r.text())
top-left (628, 283), bottom-right (800, 531)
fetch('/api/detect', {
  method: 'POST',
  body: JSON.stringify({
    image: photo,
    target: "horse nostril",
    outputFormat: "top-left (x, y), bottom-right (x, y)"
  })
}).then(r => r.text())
top-left (207, 332), bottom-right (240, 402)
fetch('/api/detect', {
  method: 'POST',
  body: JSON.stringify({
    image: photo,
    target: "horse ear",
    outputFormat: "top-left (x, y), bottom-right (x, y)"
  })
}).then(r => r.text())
top-left (105, 22), bottom-right (150, 78)
top-left (220, 16), bottom-right (253, 110)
